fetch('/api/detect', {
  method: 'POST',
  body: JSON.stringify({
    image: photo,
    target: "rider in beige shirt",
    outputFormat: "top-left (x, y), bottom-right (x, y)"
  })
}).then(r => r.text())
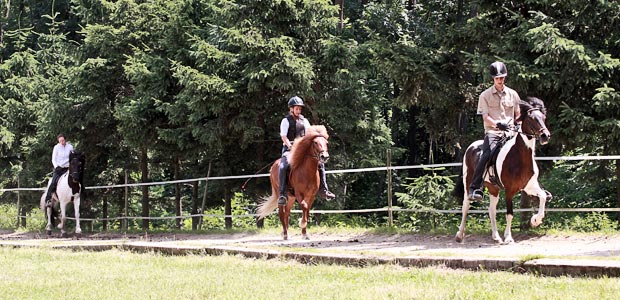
top-left (469, 62), bottom-right (521, 201)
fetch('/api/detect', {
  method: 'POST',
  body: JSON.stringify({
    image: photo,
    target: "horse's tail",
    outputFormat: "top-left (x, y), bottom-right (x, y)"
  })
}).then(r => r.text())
top-left (256, 193), bottom-right (278, 220)
top-left (453, 174), bottom-right (464, 201)
top-left (40, 193), bottom-right (46, 212)
top-left (256, 160), bottom-right (280, 220)
top-left (40, 191), bottom-right (58, 227)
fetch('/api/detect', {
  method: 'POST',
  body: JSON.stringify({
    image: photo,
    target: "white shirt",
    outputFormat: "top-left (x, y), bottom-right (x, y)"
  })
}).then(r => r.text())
top-left (52, 143), bottom-right (74, 168)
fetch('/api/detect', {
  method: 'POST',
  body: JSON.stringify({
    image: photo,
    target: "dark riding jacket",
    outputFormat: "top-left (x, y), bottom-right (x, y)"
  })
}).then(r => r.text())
top-left (280, 113), bottom-right (310, 154)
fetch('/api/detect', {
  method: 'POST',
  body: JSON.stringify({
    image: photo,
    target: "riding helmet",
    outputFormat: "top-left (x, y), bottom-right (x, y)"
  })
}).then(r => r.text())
top-left (288, 96), bottom-right (305, 107)
top-left (489, 61), bottom-right (508, 78)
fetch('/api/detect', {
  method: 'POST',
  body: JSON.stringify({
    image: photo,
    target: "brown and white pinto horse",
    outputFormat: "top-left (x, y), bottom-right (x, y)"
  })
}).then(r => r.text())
top-left (40, 151), bottom-right (86, 238)
top-left (257, 125), bottom-right (329, 240)
top-left (456, 97), bottom-right (551, 244)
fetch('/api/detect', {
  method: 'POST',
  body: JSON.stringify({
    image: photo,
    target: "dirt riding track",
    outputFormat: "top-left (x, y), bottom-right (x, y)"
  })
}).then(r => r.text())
top-left (2, 230), bottom-right (620, 277)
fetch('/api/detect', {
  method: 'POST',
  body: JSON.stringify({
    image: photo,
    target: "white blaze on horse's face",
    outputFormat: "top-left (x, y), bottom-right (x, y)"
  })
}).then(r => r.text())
top-left (524, 108), bottom-right (551, 145)
top-left (314, 136), bottom-right (329, 163)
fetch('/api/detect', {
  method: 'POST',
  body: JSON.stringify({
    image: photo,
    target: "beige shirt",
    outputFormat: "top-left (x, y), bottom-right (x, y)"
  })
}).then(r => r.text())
top-left (477, 85), bottom-right (521, 133)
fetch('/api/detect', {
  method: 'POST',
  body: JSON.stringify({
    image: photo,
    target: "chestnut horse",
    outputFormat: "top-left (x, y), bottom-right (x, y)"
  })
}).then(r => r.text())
top-left (456, 97), bottom-right (551, 244)
top-left (257, 125), bottom-right (329, 240)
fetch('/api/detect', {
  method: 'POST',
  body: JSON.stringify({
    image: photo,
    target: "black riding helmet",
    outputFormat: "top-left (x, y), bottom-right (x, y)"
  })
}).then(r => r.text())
top-left (288, 96), bottom-right (305, 107)
top-left (489, 61), bottom-right (508, 78)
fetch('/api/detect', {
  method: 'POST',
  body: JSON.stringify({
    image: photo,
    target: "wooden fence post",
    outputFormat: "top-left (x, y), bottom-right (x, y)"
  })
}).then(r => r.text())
top-left (198, 161), bottom-right (212, 230)
top-left (16, 176), bottom-right (20, 228)
top-left (387, 148), bottom-right (393, 227)
top-left (123, 170), bottom-right (129, 231)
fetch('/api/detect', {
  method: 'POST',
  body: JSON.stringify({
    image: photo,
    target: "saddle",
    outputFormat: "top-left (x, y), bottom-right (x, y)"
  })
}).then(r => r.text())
top-left (484, 134), bottom-right (511, 189)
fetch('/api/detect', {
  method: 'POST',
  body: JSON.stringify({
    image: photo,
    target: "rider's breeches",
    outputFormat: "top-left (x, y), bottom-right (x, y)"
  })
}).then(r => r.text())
top-left (46, 167), bottom-right (68, 202)
top-left (469, 133), bottom-right (500, 191)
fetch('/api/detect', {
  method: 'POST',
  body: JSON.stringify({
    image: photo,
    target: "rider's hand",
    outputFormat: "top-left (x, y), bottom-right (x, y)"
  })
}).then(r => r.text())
top-left (496, 122), bottom-right (509, 131)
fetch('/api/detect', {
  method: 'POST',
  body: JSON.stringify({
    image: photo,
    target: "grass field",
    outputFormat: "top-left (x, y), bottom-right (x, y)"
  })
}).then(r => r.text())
top-left (1, 247), bottom-right (619, 300)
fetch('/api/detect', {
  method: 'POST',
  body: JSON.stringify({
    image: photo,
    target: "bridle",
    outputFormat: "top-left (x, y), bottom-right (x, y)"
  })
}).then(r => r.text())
top-left (521, 107), bottom-right (549, 140)
top-left (310, 135), bottom-right (329, 163)
top-left (69, 157), bottom-right (83, 184)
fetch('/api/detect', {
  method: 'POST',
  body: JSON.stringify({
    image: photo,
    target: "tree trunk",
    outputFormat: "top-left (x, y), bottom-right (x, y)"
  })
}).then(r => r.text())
top-left (174, 156), bottom-right (182, 229)
top-left (520, 193), bottom-right (533, 230)
top-left (140, 147), bottom-right (150, 230)
top-left (337, 0), bottom-right (344, 31)
top-left (191, 180), bottom-right (199, 230)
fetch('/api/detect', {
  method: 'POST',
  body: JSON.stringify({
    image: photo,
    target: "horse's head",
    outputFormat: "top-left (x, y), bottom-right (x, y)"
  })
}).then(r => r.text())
top-left (519, 97), bottom-right (551, 145)
top-left (312, 135), bottom-right (329, 163)
top-left (69, 151), bottom-right (85, 183)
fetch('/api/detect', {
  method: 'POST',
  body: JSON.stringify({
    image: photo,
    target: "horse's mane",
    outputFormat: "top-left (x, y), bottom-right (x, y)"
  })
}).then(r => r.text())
top-left (289, 125), bottom-right (329, 170)
top-left (518, 97), bottom-right (546, 122)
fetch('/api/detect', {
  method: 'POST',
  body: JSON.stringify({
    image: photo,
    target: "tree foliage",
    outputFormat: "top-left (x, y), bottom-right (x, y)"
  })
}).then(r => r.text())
top-left (0, 0), bottom-right (618, 230)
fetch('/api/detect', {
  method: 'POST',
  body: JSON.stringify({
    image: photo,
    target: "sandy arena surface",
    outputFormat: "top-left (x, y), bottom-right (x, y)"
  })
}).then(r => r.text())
top-left (2, 229), bottom-right (619, 260)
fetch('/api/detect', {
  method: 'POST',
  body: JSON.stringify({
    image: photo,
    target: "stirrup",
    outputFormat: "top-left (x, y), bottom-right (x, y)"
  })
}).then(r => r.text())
top-left (468, 189), bottom-right (483, 201)
top-left (319, 190), bottom-right (335, 200)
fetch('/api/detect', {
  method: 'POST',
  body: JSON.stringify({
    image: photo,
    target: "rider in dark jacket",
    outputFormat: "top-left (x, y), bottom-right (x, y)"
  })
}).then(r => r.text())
top-left (278, 96), bottom-right (335, 206)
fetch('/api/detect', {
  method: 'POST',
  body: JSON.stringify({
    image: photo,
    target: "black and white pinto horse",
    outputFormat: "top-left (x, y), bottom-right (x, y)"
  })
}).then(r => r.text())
top-left (40, 151), bottom-right (85, 238)
top-left (456, 97), bottom-right (551, 244)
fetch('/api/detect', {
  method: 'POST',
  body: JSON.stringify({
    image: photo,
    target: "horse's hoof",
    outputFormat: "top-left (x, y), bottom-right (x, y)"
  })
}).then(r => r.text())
top-left (61, 232), bottom-right (68, 238)
top-left (46, 230), bottom-right (52, 236)
top-left (302, 234), bottom-right (309, 240)
top-left (530, 215), bottom-right (543, 227)
top-left (455, 233), bottom-right (464, 243)
top-left (503, 239), bottom-right (515, 245)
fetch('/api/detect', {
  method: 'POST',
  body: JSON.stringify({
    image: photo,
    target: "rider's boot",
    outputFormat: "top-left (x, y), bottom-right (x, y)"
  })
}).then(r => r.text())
top-left (44, 179), bottom-right (57, 208)
top-left (468, 155), bottom-right (488, 202)
top-left (278, 162), bottom-right (289, 206)
top-left (45, 193), bottom-right (53, 208)
top-left (318, 163), bottom-right (335, 200)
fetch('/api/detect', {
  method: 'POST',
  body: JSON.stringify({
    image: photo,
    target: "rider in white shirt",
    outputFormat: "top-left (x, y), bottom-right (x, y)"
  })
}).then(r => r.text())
top-left (44, 134), bottom-right (74, 207)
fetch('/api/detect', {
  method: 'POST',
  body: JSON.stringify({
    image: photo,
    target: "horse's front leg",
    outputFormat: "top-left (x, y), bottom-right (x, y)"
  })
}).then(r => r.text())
top-left (503, 195), bottom-right (515, 244)
top-left (74, 194), bottom-right (82, 238)
top-left (299, 199), bottom-right (310, 240)
top-left (45, 206), bottom-right (53, 235)
top-left (455, 194), bottom-right (470, 243)
top-left (59, 200), bottom-right (68, 238)
top-left (530, 189), bottom-right (548, 227)
top-left (278, 197), bottom-right (292, 240)
top-left (488, 193), bottom-right (503, 244)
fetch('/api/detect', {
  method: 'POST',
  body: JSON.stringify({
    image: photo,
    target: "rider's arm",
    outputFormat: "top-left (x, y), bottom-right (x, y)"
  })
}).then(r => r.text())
top-left (280, 118), bottom-right (292, 149)
top-left (481, 113), bottom-right (500, 128)
top-left (514, 94), bottom-right (522, 125)
top-left (51, 145), bottom-right (60, 169)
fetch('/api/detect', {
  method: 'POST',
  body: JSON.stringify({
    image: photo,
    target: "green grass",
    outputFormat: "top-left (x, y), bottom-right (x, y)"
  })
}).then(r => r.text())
top-left (1, 247), bottom-right (620, 300)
